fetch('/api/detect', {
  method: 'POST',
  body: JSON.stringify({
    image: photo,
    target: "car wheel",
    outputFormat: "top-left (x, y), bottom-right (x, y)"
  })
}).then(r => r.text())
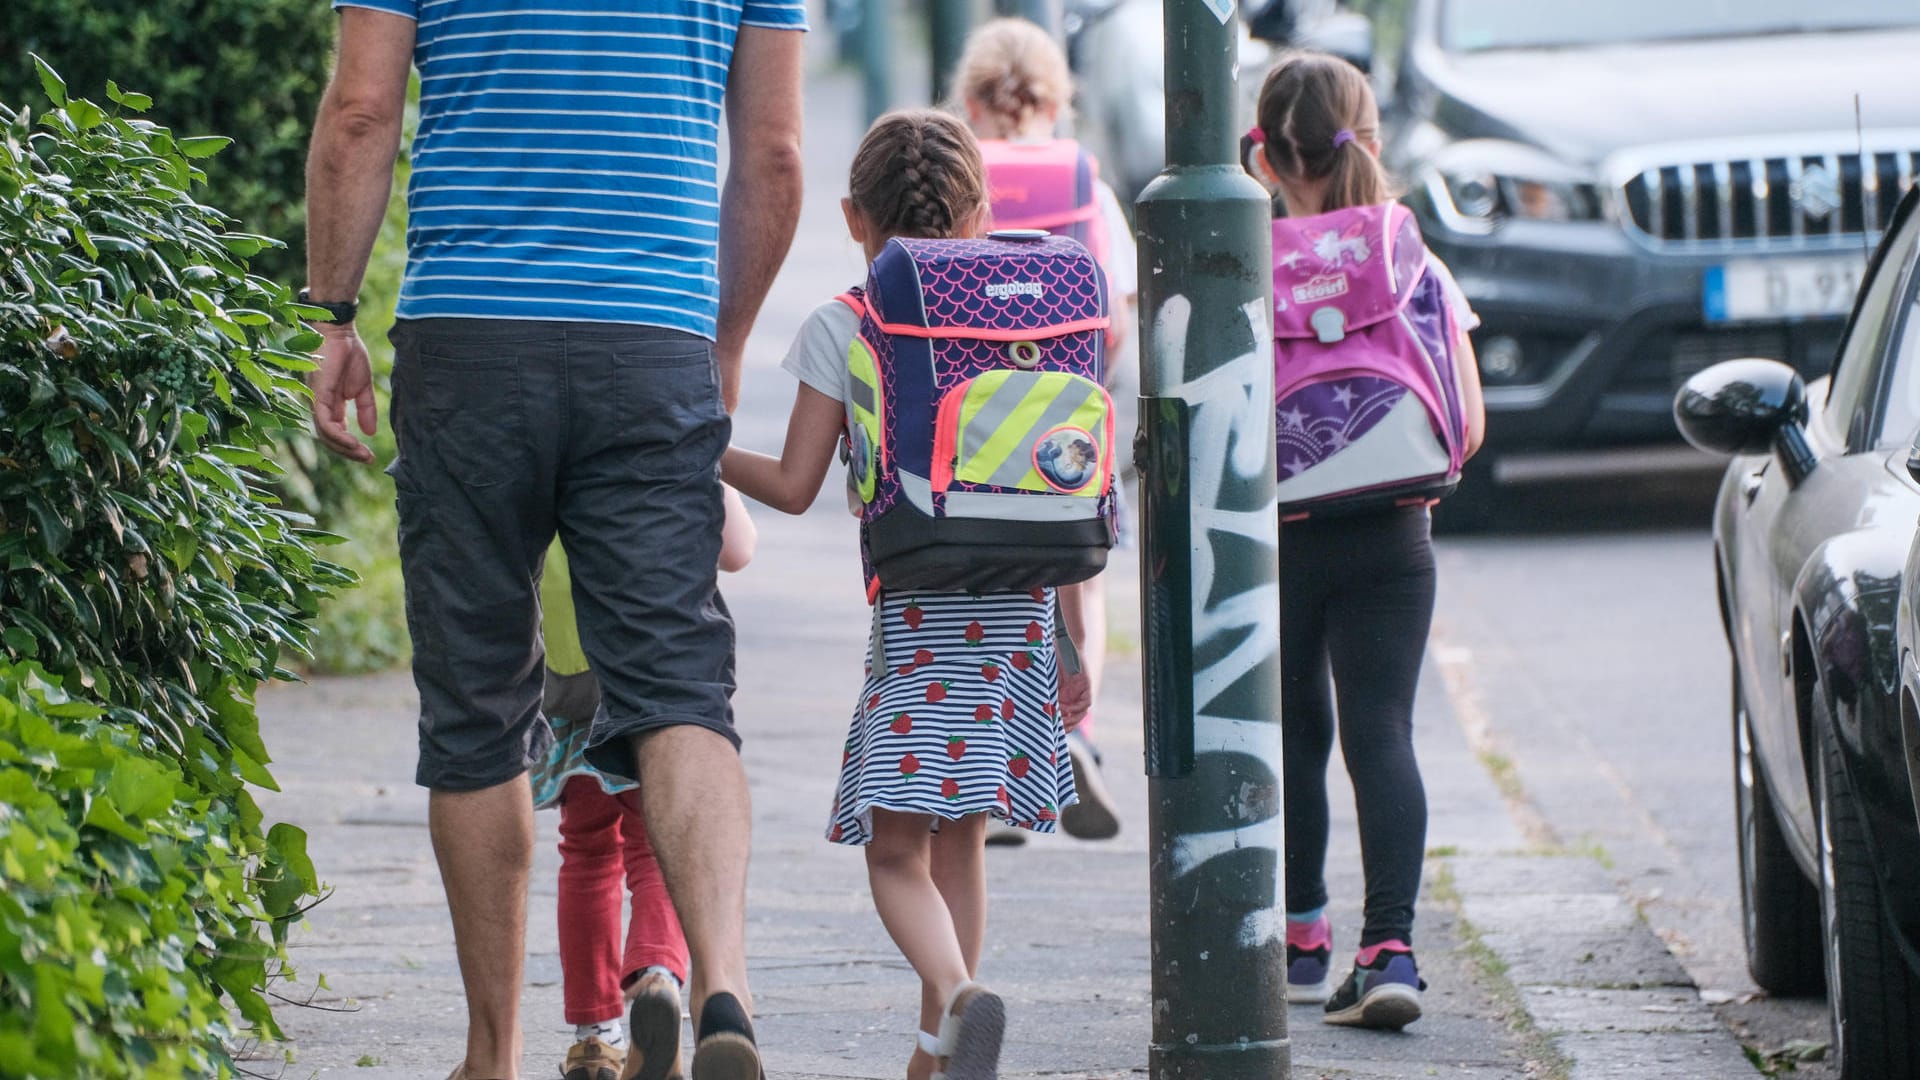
top-left (1732, 660), bottom-right (1823, 994)
top-left (1813, 689), bottom-right (1920, 1079)
top-left (1432, 456), bottom-right (1498, 534)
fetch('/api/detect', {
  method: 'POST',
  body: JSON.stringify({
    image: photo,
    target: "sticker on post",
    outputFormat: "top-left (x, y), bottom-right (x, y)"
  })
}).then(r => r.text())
top-left (1200, 0), bottom-right (1235, 24)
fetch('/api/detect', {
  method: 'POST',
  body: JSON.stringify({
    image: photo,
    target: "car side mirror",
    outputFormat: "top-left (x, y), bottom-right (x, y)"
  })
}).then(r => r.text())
top-left (1906, 434), bottom-right (1920, 487)
top-left (1674, 358), bottom-right (1817, 486)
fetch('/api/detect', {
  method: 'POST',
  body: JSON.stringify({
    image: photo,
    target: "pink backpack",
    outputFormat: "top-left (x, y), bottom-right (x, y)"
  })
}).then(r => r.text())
top-left (980, 139), bottom-right (1113, 270)
top-left (1270, 202), bottom-right (1468, 518)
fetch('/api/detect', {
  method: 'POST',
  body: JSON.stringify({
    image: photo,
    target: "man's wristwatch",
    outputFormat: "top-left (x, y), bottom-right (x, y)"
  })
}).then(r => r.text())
top-left (297, 289), bottom-right (359, 326)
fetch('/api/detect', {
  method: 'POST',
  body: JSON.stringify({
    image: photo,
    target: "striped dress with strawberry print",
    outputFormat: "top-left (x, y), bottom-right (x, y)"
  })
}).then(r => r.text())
top-left (827, 587), bottom-right (1079, 845)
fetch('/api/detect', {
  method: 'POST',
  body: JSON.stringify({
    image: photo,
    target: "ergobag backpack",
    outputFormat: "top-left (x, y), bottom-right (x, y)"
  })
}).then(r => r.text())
top-left (839, 231), bottom-right (1116, 598)
top-left (979, 139), bottom-right (1113, 270)
top-left (1270, 202), bottom-right (1469, 518)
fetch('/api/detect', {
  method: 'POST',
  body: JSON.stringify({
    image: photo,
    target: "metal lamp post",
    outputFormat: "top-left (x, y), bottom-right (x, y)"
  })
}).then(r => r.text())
top-left (1133, 0), bottom-right (1287, 1073)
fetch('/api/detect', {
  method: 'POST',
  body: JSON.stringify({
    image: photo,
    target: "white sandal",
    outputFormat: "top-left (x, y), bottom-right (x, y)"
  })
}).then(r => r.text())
top-left (919, 1030), bottom-right (946, 1080)
top-left (934, 980), bottom-right (1005, 1080)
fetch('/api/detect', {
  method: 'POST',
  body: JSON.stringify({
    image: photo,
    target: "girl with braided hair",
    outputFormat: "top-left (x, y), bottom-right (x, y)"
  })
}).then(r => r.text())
top-left (722, 109), bottom-right (1091, 1080)
top-left (955, 18), bottom-right (1139, 846)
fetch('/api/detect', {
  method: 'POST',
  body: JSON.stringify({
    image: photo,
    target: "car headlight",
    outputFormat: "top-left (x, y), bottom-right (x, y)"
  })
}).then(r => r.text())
top-left (1424, 141), bottom-right (1606, 232)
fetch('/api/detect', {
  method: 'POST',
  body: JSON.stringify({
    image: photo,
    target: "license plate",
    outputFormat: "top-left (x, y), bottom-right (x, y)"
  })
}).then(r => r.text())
top-left (1704, 256), bottom-right (1864, 323)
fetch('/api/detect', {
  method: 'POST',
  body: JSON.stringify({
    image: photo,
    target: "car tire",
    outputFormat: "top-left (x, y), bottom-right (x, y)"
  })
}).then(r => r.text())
top-left (1432, 457), bottom-right (1498, 534)
top-left (1813, 688), bottom-right (1920, 1079)
top-left (1732, 661), bottom-right (1823, 995)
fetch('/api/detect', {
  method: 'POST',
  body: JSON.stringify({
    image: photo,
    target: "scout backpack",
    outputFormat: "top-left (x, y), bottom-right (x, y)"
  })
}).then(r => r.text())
top-left (1270, 202), bottom-right (1468, 517)
top-left (840, 231), bottom-right (1116, 596)
top-left (979, 139), bottom-right (1112, 269)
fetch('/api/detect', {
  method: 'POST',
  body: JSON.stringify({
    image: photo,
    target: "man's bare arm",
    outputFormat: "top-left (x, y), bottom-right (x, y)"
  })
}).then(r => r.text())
top-left (303, 8), bottom-right (414, 462)
top-left (713, 26), bottom-right (806, 413)
top-left (307, 8), bottom-right (414, 301)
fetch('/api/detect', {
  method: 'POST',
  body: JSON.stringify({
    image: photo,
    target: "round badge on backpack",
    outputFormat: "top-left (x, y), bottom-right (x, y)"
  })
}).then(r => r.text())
top-left (1033, 425), bottom-right (1100, 493)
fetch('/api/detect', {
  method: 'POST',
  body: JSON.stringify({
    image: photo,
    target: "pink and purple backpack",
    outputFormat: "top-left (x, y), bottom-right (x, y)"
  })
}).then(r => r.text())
top-left (838, 231), bottom-right (1116, 598)
top-left (1270, 202), bottom-right (1468, 518)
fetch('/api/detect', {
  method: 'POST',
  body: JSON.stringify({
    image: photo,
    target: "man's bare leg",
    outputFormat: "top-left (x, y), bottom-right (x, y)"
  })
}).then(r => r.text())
top-left (635, 724), bottom-right (753, 1024)
top-left (429, 776), bottom-right (535, 1079)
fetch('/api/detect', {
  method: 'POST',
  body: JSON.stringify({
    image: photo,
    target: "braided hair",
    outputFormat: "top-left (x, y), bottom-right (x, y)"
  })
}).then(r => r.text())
top-left (848, 109), bottom-right (988, 240)
top-left (955, 18), bottom-right (1072, 140)
top-left (1247, 51), bottom-right (1391, 213)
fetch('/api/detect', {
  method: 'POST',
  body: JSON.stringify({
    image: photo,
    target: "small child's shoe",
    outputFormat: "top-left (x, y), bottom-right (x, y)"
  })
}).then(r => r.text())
top-left (622, 969), bottom-right (686, 1080)
top-left (1285, 913), bottom-right (1333, 1004)
top-left (1323, 940), bottom-right (1426, 1030)
top-left (564, 1037), bottom-right (626, 1080)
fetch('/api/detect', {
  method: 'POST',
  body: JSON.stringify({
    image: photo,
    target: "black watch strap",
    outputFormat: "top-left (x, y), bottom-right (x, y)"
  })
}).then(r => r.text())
top-left (297, 289), bottom-right (359, 326)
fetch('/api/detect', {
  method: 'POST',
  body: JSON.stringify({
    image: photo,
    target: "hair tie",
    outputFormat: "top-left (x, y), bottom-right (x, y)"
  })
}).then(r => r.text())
top-left (1332, 129), bottom-right (1356, 149)
top-left (1245, 125), bottom-right (1266, 145)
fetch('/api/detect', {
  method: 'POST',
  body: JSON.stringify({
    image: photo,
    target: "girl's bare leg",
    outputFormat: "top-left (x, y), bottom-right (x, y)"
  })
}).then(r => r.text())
top-left (867, 809), bottom-right (971, 1006)
top-left (909, 813), bottom-right (990, 1078)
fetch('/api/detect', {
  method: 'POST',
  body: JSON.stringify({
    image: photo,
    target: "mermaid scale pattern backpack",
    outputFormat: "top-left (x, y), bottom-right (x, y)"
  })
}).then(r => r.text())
top-left (839, 231), bottom-right (1116, 597)
top-left (1270, 202), bottom-right (1469, 517)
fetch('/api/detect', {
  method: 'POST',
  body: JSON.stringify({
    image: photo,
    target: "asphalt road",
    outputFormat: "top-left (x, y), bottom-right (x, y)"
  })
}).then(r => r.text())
top-left (1434, 464), bottom-right (1836, 1075)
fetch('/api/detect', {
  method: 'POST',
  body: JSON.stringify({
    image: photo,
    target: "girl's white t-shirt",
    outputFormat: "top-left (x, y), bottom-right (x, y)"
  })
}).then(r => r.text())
top-left (1425, 253), bottom-right (1480, 333)
top-left (1092, 180), bottom-right (1138, 302)
top-left (781, 298), bottom-right (862, 405)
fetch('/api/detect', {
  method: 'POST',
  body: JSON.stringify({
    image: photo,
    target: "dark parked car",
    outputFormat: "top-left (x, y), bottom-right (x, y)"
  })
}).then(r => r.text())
top-left (1375, 0), bottom-right (1920, 519)
top-left (1674, 184), bottom-right (1920, 1080)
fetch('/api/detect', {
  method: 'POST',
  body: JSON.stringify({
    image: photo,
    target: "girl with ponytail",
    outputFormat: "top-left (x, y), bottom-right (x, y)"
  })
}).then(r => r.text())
top-left (722, 109), bottom-right (1092, 1080)
top-left (1243, 51), bottom-right (1486, 1031)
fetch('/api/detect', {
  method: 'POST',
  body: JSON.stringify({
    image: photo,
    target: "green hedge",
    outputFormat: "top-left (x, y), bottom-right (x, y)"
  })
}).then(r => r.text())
top-left (0, 62), bottom-right (340, 1077)
top-left (0, 0), bottom-right (336, 284)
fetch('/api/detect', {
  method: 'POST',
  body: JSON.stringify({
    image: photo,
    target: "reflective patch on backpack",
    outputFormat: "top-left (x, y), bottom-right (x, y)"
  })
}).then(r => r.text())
top-left (848, 335), bottom-right (884, 504)
top-left (936, 369), bottom-right (1111, 496)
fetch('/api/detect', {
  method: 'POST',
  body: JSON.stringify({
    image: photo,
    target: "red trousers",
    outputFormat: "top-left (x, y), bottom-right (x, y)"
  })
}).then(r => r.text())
top-left (556, 775), bottom-right (690, 1024)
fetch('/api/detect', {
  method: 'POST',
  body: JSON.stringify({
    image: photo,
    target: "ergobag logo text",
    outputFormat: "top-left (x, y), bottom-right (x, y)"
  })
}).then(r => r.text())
top-left (1269, 203), bottom-right (1469, 518)
top-left (839, 232), bottom-right (1117, 597)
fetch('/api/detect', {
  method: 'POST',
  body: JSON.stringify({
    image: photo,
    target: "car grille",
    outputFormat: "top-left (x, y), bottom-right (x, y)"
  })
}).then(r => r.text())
top-left (1667, 327), bottom-right (1794, 387)
top-left (1621, 146), bottom-right (1920, 247)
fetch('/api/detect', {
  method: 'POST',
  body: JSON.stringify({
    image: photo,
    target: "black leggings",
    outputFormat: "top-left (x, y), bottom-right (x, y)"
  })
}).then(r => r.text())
top-left (1280, 506), bottom-right (1435, 948)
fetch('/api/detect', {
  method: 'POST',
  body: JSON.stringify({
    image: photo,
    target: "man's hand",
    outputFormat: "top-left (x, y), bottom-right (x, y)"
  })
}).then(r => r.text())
top-left (310, 323), bottom-right (379, 463)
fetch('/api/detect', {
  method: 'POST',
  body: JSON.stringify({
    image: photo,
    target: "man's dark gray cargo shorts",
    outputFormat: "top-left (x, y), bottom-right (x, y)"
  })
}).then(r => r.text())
top-left (386, 317), bottom-right (738, 792)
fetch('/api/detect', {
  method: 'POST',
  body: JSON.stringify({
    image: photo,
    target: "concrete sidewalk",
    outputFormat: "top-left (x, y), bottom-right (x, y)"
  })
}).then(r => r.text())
top-left (254, 62), bottom-right (1754, 1080)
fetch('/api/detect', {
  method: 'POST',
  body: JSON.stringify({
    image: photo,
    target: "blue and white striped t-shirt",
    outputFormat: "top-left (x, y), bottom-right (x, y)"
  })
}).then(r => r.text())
top-left (334, 0), bottom-right (808, 337)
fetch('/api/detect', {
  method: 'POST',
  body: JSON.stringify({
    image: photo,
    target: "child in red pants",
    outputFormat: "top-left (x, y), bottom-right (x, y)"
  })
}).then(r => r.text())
top-left (534, 487), bottom-right (756, 1080)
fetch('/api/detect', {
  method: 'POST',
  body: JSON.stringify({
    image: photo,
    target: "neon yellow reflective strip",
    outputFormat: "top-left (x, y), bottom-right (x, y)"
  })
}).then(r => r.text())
top-left (961, 375), bottom-right (1062, 481)
top-left (954, 371), bottom-right (1111, 493)
top-left (847, 338), bottom-right (882, 502)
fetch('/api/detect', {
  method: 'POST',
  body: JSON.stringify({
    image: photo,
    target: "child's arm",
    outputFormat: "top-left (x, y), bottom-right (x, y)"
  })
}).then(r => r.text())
top-left (1055, 581), bottom-right (1092, 732)
top-left (721, 383), bottom-right (844, 515)
top-left (1454, 330), bottom-right (1487, 460)
top-left (717, 483), bottom-right (758, 573)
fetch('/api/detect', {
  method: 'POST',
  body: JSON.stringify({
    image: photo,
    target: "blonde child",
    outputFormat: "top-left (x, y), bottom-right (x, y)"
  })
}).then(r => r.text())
top-left (954, 17), bottom-right (1137, 843)
top-left (722, 109), bottom-right (1091, 1080)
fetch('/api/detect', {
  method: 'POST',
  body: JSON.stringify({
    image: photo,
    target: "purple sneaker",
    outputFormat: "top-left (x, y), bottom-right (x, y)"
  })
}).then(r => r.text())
top-left (1285, 915), bottom-right (1332, 1004)
top-left (1323, 941), bottom-right (1425, 1030)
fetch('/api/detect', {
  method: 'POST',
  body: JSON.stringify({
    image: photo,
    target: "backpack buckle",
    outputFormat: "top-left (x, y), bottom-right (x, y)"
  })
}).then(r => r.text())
top-left (1310, 306), bottom-right (1347, 344)
top-left (1008, 340), bottom-right (1043, 368)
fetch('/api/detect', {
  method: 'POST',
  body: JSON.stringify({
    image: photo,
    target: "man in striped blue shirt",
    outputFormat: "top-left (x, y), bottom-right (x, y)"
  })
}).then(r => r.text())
top-left (302, 2), bottom-right (806, 1077)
